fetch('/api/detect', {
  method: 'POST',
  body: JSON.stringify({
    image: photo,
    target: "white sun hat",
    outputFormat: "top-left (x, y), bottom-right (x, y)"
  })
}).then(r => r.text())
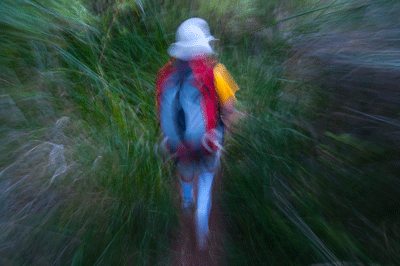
top-left (167, 18), bottom-right (218, 61)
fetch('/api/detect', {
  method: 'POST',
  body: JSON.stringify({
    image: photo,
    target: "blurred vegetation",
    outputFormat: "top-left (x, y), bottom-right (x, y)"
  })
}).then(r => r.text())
top-left (1, 0), bottom-right (400, 265)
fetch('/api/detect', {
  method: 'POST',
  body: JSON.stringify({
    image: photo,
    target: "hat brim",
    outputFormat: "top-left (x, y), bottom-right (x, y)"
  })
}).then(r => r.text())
top-left (167, 36), bottom-right (218, 60)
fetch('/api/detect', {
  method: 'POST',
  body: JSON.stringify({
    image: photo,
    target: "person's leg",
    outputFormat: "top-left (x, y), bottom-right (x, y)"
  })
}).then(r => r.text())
top-left (177, 160), bottom-right (197, 214)
top-left (196, 170), bottom-right (214, 249)
top-left (195, 123), bottom-right (224, 248)
top-left (195, 153), bottom-right (220, 249)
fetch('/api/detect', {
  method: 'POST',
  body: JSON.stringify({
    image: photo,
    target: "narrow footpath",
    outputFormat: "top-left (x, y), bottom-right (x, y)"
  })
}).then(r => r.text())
top-left (170, 171), bottom-right (227, 266)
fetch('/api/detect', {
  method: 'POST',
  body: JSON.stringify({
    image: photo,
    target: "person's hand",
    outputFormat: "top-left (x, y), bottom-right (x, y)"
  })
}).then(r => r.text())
top-left (221, 108), bottom-right (247, 134)
top-left (220, 98), bottom-right (234, 131)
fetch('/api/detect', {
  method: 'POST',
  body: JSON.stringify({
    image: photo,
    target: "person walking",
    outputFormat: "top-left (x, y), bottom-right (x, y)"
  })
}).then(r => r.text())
top-left (155, 17), bottom-right (240, 249)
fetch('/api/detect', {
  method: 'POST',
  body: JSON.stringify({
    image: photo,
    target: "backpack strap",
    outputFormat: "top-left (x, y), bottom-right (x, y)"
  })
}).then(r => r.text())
top-left (155, 58), bottom-right (176, 118)
top-left (189, 58), bottom-right (219, 131)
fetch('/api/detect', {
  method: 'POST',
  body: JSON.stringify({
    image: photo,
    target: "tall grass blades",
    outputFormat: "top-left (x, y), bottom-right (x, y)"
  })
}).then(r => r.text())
top-left (219, 0), bottom-right (400, 265)
top-left (0, 0), bottom-right (177, 265)
top-left (2, 0), bottom-right (400, 265)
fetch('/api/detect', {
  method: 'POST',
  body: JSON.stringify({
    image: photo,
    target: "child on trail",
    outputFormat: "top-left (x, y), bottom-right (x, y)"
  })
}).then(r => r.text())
top-left (155, 17), bottom-right (240, 249)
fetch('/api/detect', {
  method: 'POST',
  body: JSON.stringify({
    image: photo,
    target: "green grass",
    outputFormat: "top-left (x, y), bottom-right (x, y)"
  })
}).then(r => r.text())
top-left (219, 63), bottom-right (398, 265)
top-left (1, 0), bottom-right (178, 265)
top-left (217, 1), bottom-right (400, 264)
top-left (1, 0), bottom-right (400, 265)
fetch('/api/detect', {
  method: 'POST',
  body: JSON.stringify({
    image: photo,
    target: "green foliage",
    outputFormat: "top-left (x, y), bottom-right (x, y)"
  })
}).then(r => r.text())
top-left (0, 0), bottom-right (178, 265)
top-left (2, 0), bottom-right (400, 265)
top-left (213, 1), bottom-right (400, 264)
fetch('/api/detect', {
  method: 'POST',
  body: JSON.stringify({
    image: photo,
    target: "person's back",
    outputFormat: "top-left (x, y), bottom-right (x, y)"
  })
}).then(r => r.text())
top-left (155, 17), bottom-right (240, 250)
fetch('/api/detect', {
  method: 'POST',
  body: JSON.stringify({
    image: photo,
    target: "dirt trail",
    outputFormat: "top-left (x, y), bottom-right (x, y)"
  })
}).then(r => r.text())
top-left (170, 171), bottom-right (227, 266)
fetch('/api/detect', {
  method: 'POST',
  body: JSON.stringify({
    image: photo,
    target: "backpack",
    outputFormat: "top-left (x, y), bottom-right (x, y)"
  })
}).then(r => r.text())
top-left (156, 58), bottom-right (222, 160)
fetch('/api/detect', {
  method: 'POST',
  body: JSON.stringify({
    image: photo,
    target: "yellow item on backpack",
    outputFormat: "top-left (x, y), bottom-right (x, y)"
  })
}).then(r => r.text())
top-left (213, 63), bottom-right (239, 105)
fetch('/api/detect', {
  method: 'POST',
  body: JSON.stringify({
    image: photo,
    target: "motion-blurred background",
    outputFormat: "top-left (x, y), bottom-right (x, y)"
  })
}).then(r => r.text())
top-left (1, 0), bottom-right (399, 265)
